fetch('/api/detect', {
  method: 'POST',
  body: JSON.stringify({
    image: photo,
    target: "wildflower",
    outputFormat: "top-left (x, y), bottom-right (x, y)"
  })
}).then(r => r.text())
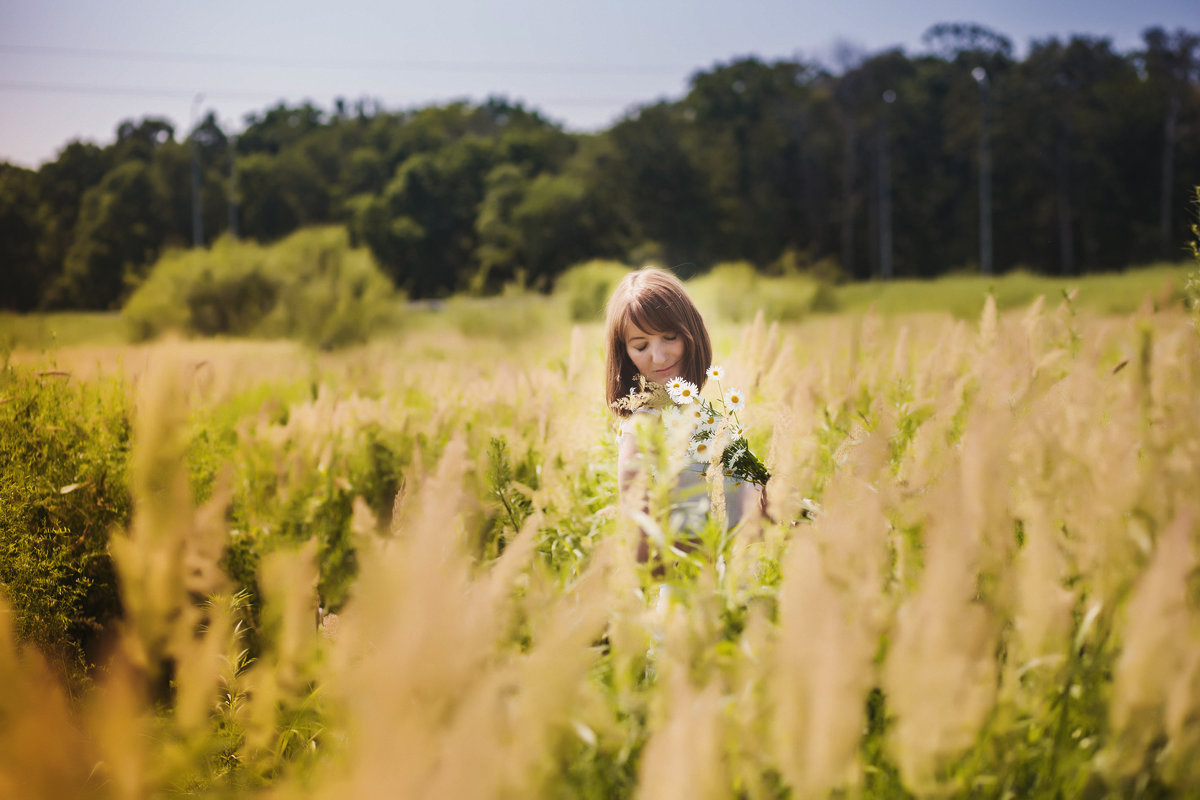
top-left (664, 376), bottom-right (685, 395)
top-left (706, 365), bottom-right (724, 380)
top-left (725, 387), bottom-right (745, 410)
top-left (689, 439), bottom-right (713, 463)
top-left (670, 380), bottom-right (699, 405)
top-left (729, 424), bottom-right (746, 440)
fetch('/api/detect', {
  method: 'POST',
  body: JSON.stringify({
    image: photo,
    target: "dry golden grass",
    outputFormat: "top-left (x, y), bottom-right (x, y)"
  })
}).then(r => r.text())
top-left (2, 294), bottom-right (1199, 798)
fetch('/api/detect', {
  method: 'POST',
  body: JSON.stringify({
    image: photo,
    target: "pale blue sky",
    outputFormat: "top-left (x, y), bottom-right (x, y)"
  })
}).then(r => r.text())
top-left (2, 0), bottom-right (1197, 167)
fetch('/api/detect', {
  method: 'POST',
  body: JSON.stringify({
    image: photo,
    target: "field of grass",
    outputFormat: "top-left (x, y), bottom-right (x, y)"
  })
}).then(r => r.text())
top-left (3, 261), bottom-right (1192, 352)
top-left (830, 263), bottom-right (1192, 318)
top-left (2, 276), bottom-right (1200, 797)
top-left (0, 311), bottom-right (128, 350)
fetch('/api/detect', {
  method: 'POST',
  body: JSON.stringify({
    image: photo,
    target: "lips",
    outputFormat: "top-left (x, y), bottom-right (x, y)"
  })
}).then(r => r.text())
top-left (656, 362), bottom-right (679, 376)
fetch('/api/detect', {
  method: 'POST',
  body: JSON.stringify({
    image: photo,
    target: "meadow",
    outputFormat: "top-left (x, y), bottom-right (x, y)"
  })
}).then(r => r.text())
top-left (2, 267), bottom-right (1200, 799)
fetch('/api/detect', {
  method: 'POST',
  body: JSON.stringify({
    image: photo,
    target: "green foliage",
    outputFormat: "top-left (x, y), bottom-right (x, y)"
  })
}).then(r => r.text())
top-left (472, 163), bottom-right (530, 293)
top-left (688, 261), bottom-right (822, 322)
top-left (483, 436), bottom-right (537, 559)
top-left (356, 136), bottom-right (499, 296)
top-left (0, 311), bottom-right (126, 350)
top-left (831, 265), bottom-right (1196, 317)
top-left (123, 227), bottom-right (396, 349)
top-left (554, 260), bottom-right (632, 322)
top-left (0, 363), bottom-right (131, 688)
top-left (58, 159), bottom-right (167, 309)
top-left (439, 292), bottom-right (559, 340)
top-left (0, 164), bottom-right (50, 311)
top-left (203, 403), bottom-right (416, 611)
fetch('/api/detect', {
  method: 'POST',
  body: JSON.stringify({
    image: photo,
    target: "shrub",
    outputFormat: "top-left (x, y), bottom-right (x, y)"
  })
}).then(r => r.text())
top-left (123, 227), bottom-right (397, 349)
top-left (0, 363), bottom-right (131, 688)
top-left (688, 261), bottom-right (821, 322)
top-left (555, 260), bottom-right (632, 322)
top-left (440, 291), bottom-right (558, 341)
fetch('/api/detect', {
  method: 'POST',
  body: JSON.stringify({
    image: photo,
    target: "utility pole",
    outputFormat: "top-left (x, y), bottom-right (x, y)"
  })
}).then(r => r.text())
top-left (878, 89), bottom-right (896, 280)
top-left (190, 93), bottom-right (205, 248)
top-left (972, 68), bottom-right (993, 275)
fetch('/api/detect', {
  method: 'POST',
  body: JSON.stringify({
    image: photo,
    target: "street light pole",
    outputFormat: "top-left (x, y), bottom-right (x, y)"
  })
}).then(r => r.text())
top-left (228, 132), bottom-right (238, 240)
top-left (972, 67), bottom-right (993, 275)
top-left (190, 93), bottom-right (205, 248)
top-left (879, 89), bottom-right (896, 280)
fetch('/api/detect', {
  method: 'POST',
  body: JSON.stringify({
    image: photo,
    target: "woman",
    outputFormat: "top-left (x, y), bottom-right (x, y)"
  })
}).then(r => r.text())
top-left (604, 267), bottom-right (761, 563)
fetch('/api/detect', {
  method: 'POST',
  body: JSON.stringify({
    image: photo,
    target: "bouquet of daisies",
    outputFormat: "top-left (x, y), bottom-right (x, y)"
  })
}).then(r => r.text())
top-left (612, 366), bottom-right (771, 487)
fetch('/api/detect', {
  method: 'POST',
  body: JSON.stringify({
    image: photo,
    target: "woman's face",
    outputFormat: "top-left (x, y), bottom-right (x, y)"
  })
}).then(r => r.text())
top-left (624, 321), bottom-right (686, 382)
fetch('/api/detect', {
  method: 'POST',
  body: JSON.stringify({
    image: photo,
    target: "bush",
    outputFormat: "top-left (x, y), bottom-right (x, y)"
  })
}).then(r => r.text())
top-left (0, 363), bottom-right (131, 688)
top-left (688, 261), bottom-right (822, 322)
top-left (554, 260), bottom-right (632, 322)
top-left (124, 227), bottom-right (397, 349)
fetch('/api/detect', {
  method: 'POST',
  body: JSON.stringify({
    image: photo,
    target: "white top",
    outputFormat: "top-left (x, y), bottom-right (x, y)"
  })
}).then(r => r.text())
top-left (619, 407), bottom-right (751, 534)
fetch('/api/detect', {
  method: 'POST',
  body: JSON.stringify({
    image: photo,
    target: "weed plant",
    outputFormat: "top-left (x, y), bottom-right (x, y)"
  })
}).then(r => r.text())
top-left (0, 359), bottom-right (131, 690)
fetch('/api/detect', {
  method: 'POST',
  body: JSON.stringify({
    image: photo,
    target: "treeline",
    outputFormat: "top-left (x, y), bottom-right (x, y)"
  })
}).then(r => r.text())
top-left (2, 24), bottom-right (1198, 310)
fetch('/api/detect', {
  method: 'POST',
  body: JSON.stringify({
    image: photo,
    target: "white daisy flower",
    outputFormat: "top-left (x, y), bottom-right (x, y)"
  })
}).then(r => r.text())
top-left (672, 380), bottom-right (699, 405)
top-left (706, 365), bottom-right (724, 380)
top-left (664, 376), bottom-right (685, 394)
top-left (729, 424), bottom-right (746, 439)
top-left (689, 439), bottom-right (713, 463)
top-left (725, 387), bottom-right (745, 410)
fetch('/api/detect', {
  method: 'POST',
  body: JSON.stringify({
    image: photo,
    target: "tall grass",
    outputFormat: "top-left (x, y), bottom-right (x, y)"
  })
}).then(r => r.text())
top-left (2, 292), bottom-right (1200, 798)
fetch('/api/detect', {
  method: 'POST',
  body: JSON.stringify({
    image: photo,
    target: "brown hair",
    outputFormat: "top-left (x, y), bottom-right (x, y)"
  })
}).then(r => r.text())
top-left (605, 267), bottom-right (712, 416)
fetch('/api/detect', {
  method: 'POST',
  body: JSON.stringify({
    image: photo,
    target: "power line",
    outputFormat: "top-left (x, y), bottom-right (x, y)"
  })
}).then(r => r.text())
top-left (0, 79), bottom-right (649, 109)
top-left (0, 43), bottom-right (692, 76)
top-left (0, 80), bottom-right (279, 101)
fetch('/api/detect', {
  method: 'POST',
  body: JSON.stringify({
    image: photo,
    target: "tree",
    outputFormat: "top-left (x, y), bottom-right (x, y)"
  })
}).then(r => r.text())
top-left (57, 160), bottom-right (167, 308)
top-left (473, 163), bottom-right (530, 291)
top-left (112, 117), bottom-right (176, 163)
top-left (32, 142), bottom-right (110, 305)
top-left (236, 150), bottom-right (328, 241)
top-left (356, 136), bottom-right (499, 296)
top-left (685, 58), bottom-right (813, 264)
top-left (238, 103), bottom-right (325, 156)
top-left (603, 102), bottom-right (720, 267)
top-left (0, 165), bottom-right (47, 310)
top-left (1141, 27), bottom-right (1200, 257)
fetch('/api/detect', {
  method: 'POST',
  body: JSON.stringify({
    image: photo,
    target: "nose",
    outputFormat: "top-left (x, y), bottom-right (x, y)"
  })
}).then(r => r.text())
top-left (652, 341), bottom-right (671, 365)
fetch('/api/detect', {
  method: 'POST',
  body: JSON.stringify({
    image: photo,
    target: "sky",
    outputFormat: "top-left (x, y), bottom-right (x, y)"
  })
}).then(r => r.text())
top-left (2, 0), bottom-right (1198, 168)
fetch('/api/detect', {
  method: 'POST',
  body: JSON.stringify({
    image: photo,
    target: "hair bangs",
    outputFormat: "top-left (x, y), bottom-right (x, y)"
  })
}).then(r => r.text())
top-left (620, 292), bottom-right (688, 340)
